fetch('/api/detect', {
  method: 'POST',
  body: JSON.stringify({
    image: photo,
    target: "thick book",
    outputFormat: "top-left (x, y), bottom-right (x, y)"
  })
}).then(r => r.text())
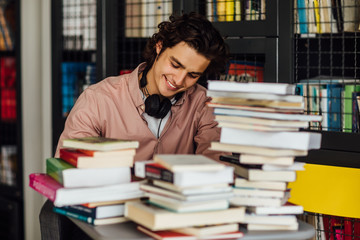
top-left (152, 180), bottom-right (232, 195)
top-left (172, 223), bottom-right (239, 237)
top-left (210, 142), bottom-right (308, 157)
top-left (230, 193), bottom-right (290, 207)
top-left (62, 136), bottom-right (139, 151)
top-left (225, 162), bottom-right (297, 182)
top-left (234, 177), bottom-right (288, 191)
top-left (208, 102), bottom-right (305, 114)
top-left (146, 193), bottom-right (230, 213)
top-left (144, 163), bottom-right (234, 187)
top-left (216, 121), bottom-right (301, 132)
top-left (239, 154), bottom-right (294, 166)
top-left (46, 157), bottom-right (131, 188)
top-left (78, 148), bottom-right (136, 157)
top-left (220, 127), bottom-right (322, 151)
top-left (29, 173), bottom-right (144, 206)
top-left (233, 187), bottom-right (288, 199)
top-left (125, 201), bottom-right (245, 231)
top-left (138, 225), bottom-right (244, 240)
top-left (241, 222), bottom-right (299, 231)
top-left (214, 107), bottom-right (323, 122)
top-left (153, 154), bottom-right (225, 172)
top-left (53, 206), bottom-right (129, 225)
top-left (141, 183), bottom-right (234, 202)
top-left (59, 148), bottom-right (134, 168)
top-left (207, 80), bottom-right (296, 95)
top-left (54, 203), bottom-right (125, 219)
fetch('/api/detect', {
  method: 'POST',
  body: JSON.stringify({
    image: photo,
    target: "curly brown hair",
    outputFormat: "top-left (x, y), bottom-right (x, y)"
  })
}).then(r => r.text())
top-left (142, 12), bottom-right (229, 78)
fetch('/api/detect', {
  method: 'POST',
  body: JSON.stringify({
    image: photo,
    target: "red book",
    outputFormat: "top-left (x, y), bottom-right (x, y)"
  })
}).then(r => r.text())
top-left (59, 148), bottom-right (134, 168)
top-left (29, 173), bottom-right (61, 202)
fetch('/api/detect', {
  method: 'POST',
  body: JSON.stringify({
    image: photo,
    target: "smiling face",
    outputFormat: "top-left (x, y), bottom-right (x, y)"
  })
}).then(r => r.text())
top-left (146, 41), bottom-right (211, 99)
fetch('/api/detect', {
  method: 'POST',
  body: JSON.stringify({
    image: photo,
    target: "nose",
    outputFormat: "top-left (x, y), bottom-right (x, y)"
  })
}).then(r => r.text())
top-left (174, 70), bottom-right (187, 87)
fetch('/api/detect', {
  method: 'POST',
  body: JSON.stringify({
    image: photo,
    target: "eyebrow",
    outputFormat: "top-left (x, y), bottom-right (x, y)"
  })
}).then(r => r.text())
top-left (170, 56), bottom-right (203, 76)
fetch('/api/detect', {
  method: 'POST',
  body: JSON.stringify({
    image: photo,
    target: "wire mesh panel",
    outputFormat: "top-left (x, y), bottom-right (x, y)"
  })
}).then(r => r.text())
top-left (294, 0), bottom-right (360, 133)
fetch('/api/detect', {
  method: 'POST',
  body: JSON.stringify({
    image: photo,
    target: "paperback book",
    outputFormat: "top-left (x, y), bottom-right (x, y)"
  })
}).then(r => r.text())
top-left (62, 136), bottom-right (139, 151)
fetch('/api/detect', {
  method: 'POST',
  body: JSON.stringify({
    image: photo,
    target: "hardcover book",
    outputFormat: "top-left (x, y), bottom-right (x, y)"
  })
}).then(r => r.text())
top-left (144, 163), bottom-right (234, 187)
top-left (125, 201), bottom-right (245, 231)
top-left (53, 203), bottom-right (125, 219)
top-left (46, 157), bottom-right (131, 188)
top-left (153, 154), bottom-right (225, 172)
top-left (29, 173), bottom-right (144, 206)
top-left (59, 148), bottom-right (134, 168)
top-left (62, 136), bottom-right (139, 151)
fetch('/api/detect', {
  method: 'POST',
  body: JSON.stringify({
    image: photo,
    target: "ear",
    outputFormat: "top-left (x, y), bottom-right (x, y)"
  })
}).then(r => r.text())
top-left (156, 41), bottom-right (163, 55)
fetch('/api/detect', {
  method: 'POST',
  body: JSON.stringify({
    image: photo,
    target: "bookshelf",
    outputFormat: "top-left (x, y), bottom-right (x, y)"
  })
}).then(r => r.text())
top-left (0, 0), bottom-right (23, 240)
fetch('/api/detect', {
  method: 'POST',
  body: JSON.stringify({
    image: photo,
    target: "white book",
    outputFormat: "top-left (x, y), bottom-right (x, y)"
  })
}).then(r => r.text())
top-left (207, 80), bottom-right (296, 95)
top-left (239, 154), bottom-right (294, 166)
top-left (233, 187), bottom-right (287, 198)
top-left (242, 214), bottom-right (297, 226)
top-left (230, 195), bottom-right (285, 207)
top-left (214, 107), bottom-right (323, 122)
top-left (234, 177), bottom-right (288, 191)
top-left (244, 221), bottom-right (299, 231)
top-left (153, 154), bottom-right (225, 172)
top-left (220, 127), bottom-right (321, 151)
top-left (261, 162), bottom-right (305, 171)
top-left (247, 204), bottom-right (304, 215)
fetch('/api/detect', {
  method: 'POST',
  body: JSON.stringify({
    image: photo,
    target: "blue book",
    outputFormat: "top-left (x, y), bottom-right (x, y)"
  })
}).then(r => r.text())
top-left (352, 92), bottom-right (360, 133)
top-left (297, 0), bottom-right (308, 34)
top-left (326, 84), bottom-right (342, 132)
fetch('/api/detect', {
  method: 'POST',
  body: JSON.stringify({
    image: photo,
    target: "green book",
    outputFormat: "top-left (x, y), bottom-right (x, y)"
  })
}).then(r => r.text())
top-left (344, 85), bottom-right (360, 132)
top-left (46, 157), bottom-right (75, 184)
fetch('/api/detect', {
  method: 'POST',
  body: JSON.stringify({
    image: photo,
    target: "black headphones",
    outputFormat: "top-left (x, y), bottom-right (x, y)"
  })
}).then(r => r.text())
top-left (140, 68), bottom-right (182, 119)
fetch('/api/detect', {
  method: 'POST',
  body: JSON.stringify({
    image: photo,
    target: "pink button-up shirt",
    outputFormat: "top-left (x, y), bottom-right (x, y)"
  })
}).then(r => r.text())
top-left (55, 63), bottom-right (223, 161)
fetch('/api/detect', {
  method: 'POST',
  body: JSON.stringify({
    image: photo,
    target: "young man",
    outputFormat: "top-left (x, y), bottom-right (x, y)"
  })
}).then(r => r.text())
top-left (54, 12), bottom-right (229, 161)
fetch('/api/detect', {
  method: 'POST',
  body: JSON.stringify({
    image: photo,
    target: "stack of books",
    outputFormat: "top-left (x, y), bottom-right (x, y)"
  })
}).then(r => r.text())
top-left (29, 136), bottom-right (144, 225)
top-left (206, 80), bottom-right (323, 231)
top-left (127, 154), bottom-right (245, 239)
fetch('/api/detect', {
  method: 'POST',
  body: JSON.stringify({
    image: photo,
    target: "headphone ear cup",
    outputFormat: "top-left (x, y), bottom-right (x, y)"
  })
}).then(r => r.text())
top-left (145, 94), bottom-right (161, 117)
top-left (157, 98), bottom-right (172, 119)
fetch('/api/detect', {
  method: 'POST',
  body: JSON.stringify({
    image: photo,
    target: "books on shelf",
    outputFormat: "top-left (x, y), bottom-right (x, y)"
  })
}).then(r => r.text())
top-left (46, 157), bottom-right (131, 188)
top-left (59, 148), bottom-right (135, 168)
top-left (220, 127), bottom-right (322, 151)
top-left (143, 162), bottom-right (234, 187)
top-left (153, 154), bottom-right (225, 172)
top-left (124, 201), bottom-right (245, 231)
top-left (29, 173), bottom-right (144, 207)
top-left (62, 136), bottom-right (139, 151)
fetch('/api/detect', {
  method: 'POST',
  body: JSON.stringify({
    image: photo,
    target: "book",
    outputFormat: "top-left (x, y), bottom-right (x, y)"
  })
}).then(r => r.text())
top-left (78, 148), bottom-right (136, 157)
top-left (343, 85), bottom-right (360, 132)
top-left (214, 107), bottom-right (323, 122)
top-left (217, 120), bottom-right (302, 132)
top-left (220, 127), bottom-right (322, 151)
top-left (247, 204), bottom-right (304, 215)
top-left (214, 114), bottom-right (309, 128)
top-left (261, 162), bottom-right (305, 171)
top-left (230, 195), bottom-right (288, 207)
top-left (59, 148), bottom-right (134, 168)
top-left (225, 162), bottom-right (297, 182)
top-left (207, 80), bottom-right (296, 95)
top-left (233, 187), bottom-right (288, 199)
top-left (153, 154), bottom-right (225, 172)
top-left (234, 177), bottom-right (288, 191)
top-left (146, 193), bottom-right (230, 213)
top-left (46, 157), bottom-right (131, 188)
top-left (124, 201), bottom-right (245, 231)
top-left (53, 203), bottom-right (125, 219)
top-left (210, 142), bottom-right (308, 157)
top-left (62, 136), bottom-right (139, 151)
top-left (138, 225), bottom-right (244, 240)
top-left (242, 214), bottom-right (297, 226)
top-left (220, 127), bottom-right (321, 150)
top-left (208, 102), bottom-right (305, 113)
top-left (144, 163), bottom-right (234, 187)
top-left (141, 183), bottom-right (234, 202)
top-left (241, 221), bottom-right (299, 231)
top-left (137, 226), bottom-right (196, 240)
top-left (152, 180), bottom-right (232, 195)
top-left (53, 207), bottom-right (129, 225)
top-left (81, 198), bottom-right (141, 208)
top-left (29, 173), bottom-right (144, 207)
top-left (207, 90), bottom-right (304, 103)
top-left (239, 154), bottom-right (295, 166)
top-left (326, 84), bottom-right (343, 131)
top-left (297, 0), bottom-right (309, 34)
top-left (173, 223), bottom-right (239, 237)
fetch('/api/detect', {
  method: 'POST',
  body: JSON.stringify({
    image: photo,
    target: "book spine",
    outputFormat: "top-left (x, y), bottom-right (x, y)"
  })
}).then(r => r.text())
top-left (53, 207), bottom-right (95, 224)
top-left (145, 164), bottom-right (174, 183)
top-left (59, 149), bottom-right (78, 167)
top-left (56, 205), bottom-right (96, 218)
top-left (29, 174), bottom-right (59, 202)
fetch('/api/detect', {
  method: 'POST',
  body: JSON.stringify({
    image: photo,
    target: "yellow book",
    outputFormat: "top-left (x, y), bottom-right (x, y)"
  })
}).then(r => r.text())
top-left (217, 0), bottom-right (226, 21)
top-left (313, 0), bottom-right (321, 33)
top-left (235, 0), bottom-right (241, 21)
top-left (225, 0), bottom-right (234, 21)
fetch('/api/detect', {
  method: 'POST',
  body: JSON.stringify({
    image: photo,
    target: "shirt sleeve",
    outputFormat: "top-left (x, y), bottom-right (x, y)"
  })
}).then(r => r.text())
top-left (193, 96), bottom-right (230, 162)
top-left (54, 89), bottom-right (102, 157)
